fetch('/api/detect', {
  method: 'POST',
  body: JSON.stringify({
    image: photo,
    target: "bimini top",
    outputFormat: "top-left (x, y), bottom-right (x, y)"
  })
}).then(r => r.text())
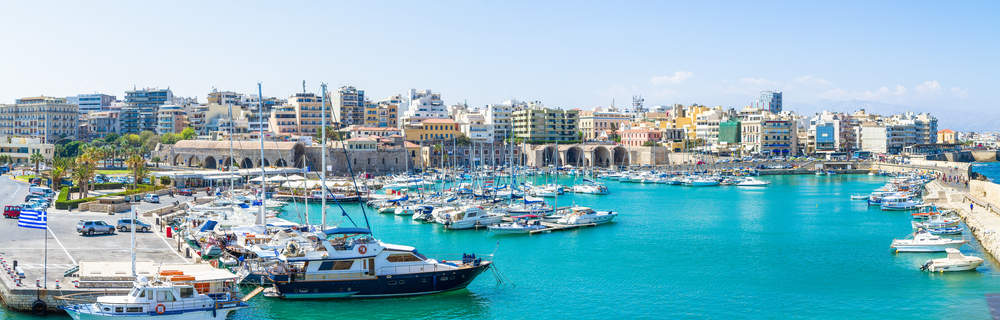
top-left (323, 227), bottom-right (372, 235)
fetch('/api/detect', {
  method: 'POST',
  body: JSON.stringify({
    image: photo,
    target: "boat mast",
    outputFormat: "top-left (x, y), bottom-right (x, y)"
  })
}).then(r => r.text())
top-left (321, 83), bottom-right (328, 229)
top-left (256, 83), bottom-right (266, 226)
top-left (227, 97), bottom-right (235, 199)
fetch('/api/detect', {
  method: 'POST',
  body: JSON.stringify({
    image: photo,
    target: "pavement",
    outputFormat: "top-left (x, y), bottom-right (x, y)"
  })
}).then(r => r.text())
top-left (0, 175), bottom-right (201, 288)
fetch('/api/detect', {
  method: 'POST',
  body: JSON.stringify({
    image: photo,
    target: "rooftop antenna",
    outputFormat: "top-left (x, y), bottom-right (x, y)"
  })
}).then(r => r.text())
top-left (302, 80), bottom-right (306, 94)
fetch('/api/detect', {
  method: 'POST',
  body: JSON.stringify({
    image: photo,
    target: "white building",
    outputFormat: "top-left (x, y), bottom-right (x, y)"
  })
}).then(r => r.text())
top-left (66, 93), bottom-right (116, 114)
top-left (485, 99), bottom-right (522, 140)
top-left (401, 89), bottom-right (447, 125)
top-left (453, 107), bottom-right (494, 143)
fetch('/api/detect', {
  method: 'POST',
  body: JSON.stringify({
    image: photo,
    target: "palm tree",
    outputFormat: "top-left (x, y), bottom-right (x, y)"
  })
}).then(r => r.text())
top-left (75, 150), bottom-right (98, 198)
top-left (152, 156), bottom-right (161, 168)
top-left (100, 145), bottom-right (113, 169)
top-left (29, 152), bottom-right (44, 176)
top-left (126, 154), bottom-right (145, 189)
top-left (432, 144), bottom-right (443, 168)
top-left (46, 157), bottom-right (70, 189)
top-left (134, 164), bottom-right (151, 188)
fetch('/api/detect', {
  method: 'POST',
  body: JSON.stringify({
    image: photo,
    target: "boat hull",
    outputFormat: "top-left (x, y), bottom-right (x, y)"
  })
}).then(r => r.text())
top-left (925, 260), bottom-right (984, 272)
top-left (65, 306), bottom-right (242, 320)
top-left (271, 263), bottom-right (490, 299)
top-left (892, 243), bottom-right (964, 252)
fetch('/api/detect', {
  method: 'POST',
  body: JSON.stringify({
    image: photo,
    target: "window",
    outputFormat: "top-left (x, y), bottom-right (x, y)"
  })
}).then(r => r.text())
top-left (179, 287), bottom-right (194, 298)
top-left (386, 253), bottom-right (423, 262)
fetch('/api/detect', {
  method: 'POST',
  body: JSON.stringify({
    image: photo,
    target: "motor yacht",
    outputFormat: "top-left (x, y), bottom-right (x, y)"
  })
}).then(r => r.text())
top-left (61, 275), bottom-right (247, 320)
top-left (555, 206), bottom-right (617, 225)
top-left (891, 230), bottom-right (966, 252)
top-left (920, 248), bottom-right (984, 272)
top-left (735, 177), bottom-right (770, 187)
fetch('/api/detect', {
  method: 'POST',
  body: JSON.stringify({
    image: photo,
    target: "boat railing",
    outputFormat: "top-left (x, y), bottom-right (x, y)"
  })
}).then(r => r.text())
top-left (58, 292), bottom-right (244, 316)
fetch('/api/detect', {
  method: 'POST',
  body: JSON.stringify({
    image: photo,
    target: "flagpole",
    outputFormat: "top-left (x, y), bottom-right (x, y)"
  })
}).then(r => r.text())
top-left (43, 211), bottom-right (47, 289)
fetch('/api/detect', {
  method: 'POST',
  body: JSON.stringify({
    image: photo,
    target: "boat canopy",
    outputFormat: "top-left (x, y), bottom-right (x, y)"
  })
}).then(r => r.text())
top-left (199, 220), bottom-right (218, 232)
top-left (512, 215), bottom-right (539, 218)
top-left (387, 195), bottom-right (409, 203)
top-left (323, 227), bottom-right (372, 235)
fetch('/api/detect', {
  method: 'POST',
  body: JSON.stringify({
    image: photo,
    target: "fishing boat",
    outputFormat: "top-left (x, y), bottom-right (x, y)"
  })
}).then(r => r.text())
top-left (850, 194), bottom-right (868, 200)
top-left (890, 230), bottom-right (966, 252)
top-left (555, 206), bottom-right (617, 225)
top-left (920, 248), bottom-right (984, 272)
top-left (927, 227), bottom-right (964, 235)
top-left (880, 196), bottom-right (921, 211)
top-left (266, 228), bottom-right (491, 298)
top-left (735, 177), bottom-right (770, 187)
top-left (488, 215), bottom-right (546, 234)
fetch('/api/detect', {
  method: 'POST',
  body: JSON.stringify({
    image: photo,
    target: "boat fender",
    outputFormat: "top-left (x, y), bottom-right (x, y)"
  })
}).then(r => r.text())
top-left (155, 304), bottom-right (166, 314)
top-left (31, 299), bottom-right (45, 315)
top-left (358, 245), bottom-right (367, 254)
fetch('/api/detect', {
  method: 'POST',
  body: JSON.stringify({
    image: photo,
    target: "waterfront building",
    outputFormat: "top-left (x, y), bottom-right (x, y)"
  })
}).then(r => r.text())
top-left (511, 102), bottom-right (579, 142)
top-left (717, 118), bottom-right (741, 153)
top-left (66, 93), bottom-right (115, 113)
top-left (333, 86), bottom-right (365, 127)
top-left (0, 96), bottom-right (80, 143)
top-left (348, 126), bottom-right (402, 139)
top-left (122, 88), bottom-right (173, 134)
top-left (760, 115), bottom-right (797, 156)
top-left (694, 109), bottom-right (725, 151)
top-left (87, 111), bottom-right (120, 141)
top-left (292, 92), bottom-right (334, 135)
top-left (484, 99), bottom-right (521, 141)
top-left (0, 136), bottom-right (55, 164)
top-left (206, 90), bottom-right (244, 106)
top-left (455, 108), bottom-right (495, 143)
top-left (938, 129), bottom-right (958, 144)
top-left (189, 104), bottom-right (230, 136)
top-left (752, 90), bottom-right (782, 113)
top-left (579, 105), bottom-right (632, 141)
top-left (860, 122), bottom-right (889, 154)
top-left (241, 94), bottom-right (282, 133)
top-left (403, 118), bottom-right (463, 142)
top-left (157, 104), bottom-right (188, 134)
top-left (621, 129), bottom-right (662, 147)
top-left (269, 104), bottom-right (300, 136)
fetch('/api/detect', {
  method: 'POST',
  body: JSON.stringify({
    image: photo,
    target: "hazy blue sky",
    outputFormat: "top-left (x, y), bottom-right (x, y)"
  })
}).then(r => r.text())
top-left (1, 1), bottom-right (996, 118)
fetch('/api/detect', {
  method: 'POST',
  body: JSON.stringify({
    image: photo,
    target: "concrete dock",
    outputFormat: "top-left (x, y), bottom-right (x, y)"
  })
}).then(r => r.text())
top-left (0, 175), bottom-right (198, 313)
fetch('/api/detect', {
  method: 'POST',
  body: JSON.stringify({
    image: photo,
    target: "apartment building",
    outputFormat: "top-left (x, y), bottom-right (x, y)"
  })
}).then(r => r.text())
top-left (403, 118), bottom-right (463, 142)
top-left (66, 93), bottom-right (115, 113)
top-left (157, 104), bottom-right (187, 134)
top-left (621, 129), bottom-right (662, 147)
top-left (484, 99), bottom-right (521, 140)
top-left (579, 106), bottom-right (632, 141)
top-left (401, 89), bottom-right (447, 125)
top-left (87, 111), bottom-right (120, 141)
top-left (333, 86), bottom-right (365, 127)
top-left (512, 102), bottom-right (579, 142)
top-left (0, 136), bottom-right (55, 164)
top-left (0, 96), bottom-right (79, 142)
top-left (121, 88), bottom-right (173, 134)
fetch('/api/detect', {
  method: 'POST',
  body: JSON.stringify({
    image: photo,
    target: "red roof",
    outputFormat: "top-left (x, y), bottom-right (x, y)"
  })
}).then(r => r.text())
top-left (404, 141), bottom-right (420, 148)
top-left (388, 134), bottom-right (404, 138)
top-left (938, 129), bottom-right (955, 133)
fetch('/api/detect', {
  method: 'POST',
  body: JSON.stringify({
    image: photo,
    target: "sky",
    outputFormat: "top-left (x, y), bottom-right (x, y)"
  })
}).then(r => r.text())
top-left (0, 1), bottom-right (997, 129)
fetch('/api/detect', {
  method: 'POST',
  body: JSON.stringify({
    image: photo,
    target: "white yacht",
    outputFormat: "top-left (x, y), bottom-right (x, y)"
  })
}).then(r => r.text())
top-left (891, 231), bottom-right (966, 252)
top-left (735, 177), bottom-right (770, 187)
top-left (438, 206), bottom-right (504, 230)
top-left (61, 275), bottom-right (247, 320)
top-left (488, 215), bottom-right (546, 234)
top-left (556, 206), bottom-right (617, 225)
top-left (880, 196), bottom-right (922, 211)
top-left (920, 248), bottom-right (984, 272)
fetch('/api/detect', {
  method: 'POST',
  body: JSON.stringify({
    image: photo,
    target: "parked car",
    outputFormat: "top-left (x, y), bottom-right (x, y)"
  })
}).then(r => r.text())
top-left (143, 194), bottom-right (160, 203)
top-left (116, 219), bottom-right (151, 232)
top-left (77, 220), bottom-right (115, 235)
top-left (3, 205), bottom-right (21, 218)
top-left (177, 189), bottom-right (193, 196)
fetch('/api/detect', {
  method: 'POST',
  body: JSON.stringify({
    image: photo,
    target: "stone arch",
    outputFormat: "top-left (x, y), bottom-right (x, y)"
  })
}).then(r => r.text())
top-left (566, 146), bottom-right (584, 166)
top-left (542, 146), bottom-right (559, 166)
top-left (594, 146), bottom-right (611, 168)
top-left (172, 154), bottom-right (184, 166)
top-left (613, 146), bottom-right (629, 167)
top-left (257, 158), bottom-right (270, 167)
top-left (223, 157), bottom-right (233, 168)
top-left (241, 157), bottom-right (254, 169)
top-left (204, 156), bottom-right (217, 169)
top-left (275, 159), bottom-right (288, 167)
top-left (187, 155), bottom-right (200, 168)
top-left (585, 158), bottom-right (591, 167)
top-left (293, 143), bottom-right (306, 168)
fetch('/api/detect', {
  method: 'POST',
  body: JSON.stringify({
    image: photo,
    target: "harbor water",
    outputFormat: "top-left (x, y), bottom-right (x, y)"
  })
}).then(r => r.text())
top-left (7, 174), bottom-right (1000, 319)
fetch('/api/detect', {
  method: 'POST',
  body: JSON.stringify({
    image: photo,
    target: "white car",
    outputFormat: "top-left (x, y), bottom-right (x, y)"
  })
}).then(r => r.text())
top-left (143, 194), bottom-right (160, 204)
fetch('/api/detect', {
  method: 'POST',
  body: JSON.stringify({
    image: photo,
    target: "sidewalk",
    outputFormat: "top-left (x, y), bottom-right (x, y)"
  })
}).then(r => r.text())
top-left (927, 181), bottom-right (1000, 259)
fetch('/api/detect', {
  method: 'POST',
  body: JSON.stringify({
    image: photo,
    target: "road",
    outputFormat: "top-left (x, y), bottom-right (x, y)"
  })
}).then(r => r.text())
top-left (0, 175), bottom-right (192, 288)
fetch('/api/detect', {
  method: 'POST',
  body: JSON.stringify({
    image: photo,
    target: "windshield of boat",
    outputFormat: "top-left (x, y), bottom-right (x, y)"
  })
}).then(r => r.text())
top-left (413, 251), bottom-right (428, 261)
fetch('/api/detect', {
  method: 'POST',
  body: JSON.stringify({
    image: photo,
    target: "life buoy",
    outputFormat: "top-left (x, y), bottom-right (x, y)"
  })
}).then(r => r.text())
top-left (358, 245), bottom-right (368, 254)
top-left (155, 304), bottom-right (166, 314)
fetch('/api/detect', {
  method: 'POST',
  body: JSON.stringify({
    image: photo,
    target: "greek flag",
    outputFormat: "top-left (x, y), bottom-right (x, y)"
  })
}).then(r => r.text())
top-left (18, 210), bottom-right (46, 229)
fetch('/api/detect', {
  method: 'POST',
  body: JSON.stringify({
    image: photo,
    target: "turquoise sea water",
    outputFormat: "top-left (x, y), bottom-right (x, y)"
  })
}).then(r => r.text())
top-left (972, 162), bottom-right (1000, 182)
top-left (6, 174), bottom-right (1000, 319)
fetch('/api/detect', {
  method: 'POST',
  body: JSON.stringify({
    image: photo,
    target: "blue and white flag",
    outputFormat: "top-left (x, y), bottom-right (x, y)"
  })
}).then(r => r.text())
top-left (18, 210), bottom-right (46, 229)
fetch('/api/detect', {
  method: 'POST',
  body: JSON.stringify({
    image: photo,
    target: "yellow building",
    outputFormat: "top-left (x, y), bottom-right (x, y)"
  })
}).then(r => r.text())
top-left (403, 118), bottom-right (464, 142)
top-left (363, 101), bottom-right (398, 128)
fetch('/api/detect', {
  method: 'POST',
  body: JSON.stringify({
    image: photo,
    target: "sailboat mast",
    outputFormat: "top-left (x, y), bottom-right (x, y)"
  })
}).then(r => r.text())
top-left (321, 83), bottom-right (328, 229)
top-left (256, 83), bottom-right (266, 226)
top-left (228, 99), bottom-right (235, 197)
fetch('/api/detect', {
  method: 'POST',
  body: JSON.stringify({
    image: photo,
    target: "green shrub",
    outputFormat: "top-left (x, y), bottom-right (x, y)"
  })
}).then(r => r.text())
top-left (55, 184), bottom-right (163, 210)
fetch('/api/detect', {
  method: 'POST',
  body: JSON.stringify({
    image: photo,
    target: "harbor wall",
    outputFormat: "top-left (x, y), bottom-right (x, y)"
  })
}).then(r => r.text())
top-left (926, 181), bottom-right (1000, 263)
top-left (970, 180), bottom-right (1000, 209)
top-left (0, 256), bottom-right (89, 312)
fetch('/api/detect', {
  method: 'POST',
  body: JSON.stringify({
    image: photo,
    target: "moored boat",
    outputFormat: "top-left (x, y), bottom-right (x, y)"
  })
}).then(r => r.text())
top-left (920, 248), bottom-right (984, 272)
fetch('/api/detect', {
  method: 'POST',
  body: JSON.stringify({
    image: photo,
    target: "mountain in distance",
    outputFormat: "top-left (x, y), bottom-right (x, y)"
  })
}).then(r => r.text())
top-left (785, 99), bottom-right (1000, 132)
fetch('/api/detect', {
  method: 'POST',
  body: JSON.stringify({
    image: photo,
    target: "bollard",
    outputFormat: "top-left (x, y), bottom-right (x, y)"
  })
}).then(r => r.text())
top-left (15, 278), bottom-right (20, 287)
top-left (167, 227), bottom-right (172, 238)
top-left (185, 248), bottom-right (191, 258)
top-left (36, 279), bottom-right (40, 287)
top-left (55, 280), bottom-right (60, 289)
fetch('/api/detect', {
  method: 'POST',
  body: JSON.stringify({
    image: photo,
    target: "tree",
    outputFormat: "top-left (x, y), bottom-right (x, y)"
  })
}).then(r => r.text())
top-left (432, 144), bottom-right (443, 168)
top-left (102, 133), bottom-right (120, 144)
top-left (0, 154), bottom-right (10, 165)
top-left (57, 141), bottom-right (85, 158)
top-left (455, 135), bottom-right (472, 146)
top-left (609, 123), bottom-right (621, 142)
top-left (73, 151), bottom-right (97, 199)
top-left (161, 133), bottom-right (179, 145)
top-left (126, 154), bottom-right (146, 189)
top-left (152, 156), bottom-right (161, 168)
top-left (642, 141), bottom-right (660, 147)
top-left (180, 127), bottom-right (197, 140)
top-left (29, 152), bottom-right (44, 175)
top-left (159, 176), bottom-right (171, 186)
top-left (46, 157), bottom-right (70, 188)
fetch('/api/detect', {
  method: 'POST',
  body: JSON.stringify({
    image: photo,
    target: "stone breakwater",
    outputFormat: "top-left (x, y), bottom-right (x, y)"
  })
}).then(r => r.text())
top-left (926, 180), bottom-right (1000, 261)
